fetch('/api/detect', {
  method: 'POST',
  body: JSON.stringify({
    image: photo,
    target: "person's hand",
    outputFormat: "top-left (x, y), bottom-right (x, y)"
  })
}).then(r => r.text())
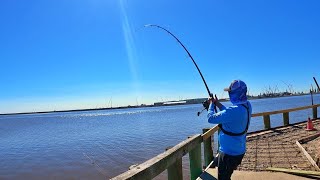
top-left (203, 96), bottom-right (215, 110)
top-left (207, 96), bottom-right (216, 104)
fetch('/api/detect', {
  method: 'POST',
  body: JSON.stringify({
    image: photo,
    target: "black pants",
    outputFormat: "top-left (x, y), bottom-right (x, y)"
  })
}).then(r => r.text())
top-left (216, 152), bottom-right (244, 180)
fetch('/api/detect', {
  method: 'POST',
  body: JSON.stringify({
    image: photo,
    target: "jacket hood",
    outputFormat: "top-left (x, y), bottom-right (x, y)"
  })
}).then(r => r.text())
top-left (227, 80), bottom-right (248, 105)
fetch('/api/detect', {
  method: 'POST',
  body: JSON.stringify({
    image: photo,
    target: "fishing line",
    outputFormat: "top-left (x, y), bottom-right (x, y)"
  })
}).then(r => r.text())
top-left (83, 152), bottom-right (107, 176)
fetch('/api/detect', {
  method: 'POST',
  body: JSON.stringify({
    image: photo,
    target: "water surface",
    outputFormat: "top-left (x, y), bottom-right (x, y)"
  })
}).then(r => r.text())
top-left (0, 94), bottom-right (319, 179)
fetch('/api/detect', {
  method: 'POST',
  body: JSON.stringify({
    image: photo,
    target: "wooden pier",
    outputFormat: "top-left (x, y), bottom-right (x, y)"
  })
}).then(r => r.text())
top-left (111, 104), bottom-right (320, 180)
top-left (198, 119), bottom-right (320, 180)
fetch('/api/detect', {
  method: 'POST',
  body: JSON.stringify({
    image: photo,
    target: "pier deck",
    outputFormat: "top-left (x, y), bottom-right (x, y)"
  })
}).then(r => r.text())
top-left (198, 169), bottom-right (311, 180)
top-left (199, 119), bottom-right (320, 180)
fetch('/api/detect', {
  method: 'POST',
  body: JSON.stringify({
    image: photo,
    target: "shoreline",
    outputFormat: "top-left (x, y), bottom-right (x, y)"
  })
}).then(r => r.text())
top-left (0, 93), bottom-right (315, 116)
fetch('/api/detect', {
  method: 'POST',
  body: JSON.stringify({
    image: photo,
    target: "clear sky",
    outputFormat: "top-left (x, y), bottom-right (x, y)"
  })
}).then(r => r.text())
top-left (1, 0), bottom-right (320, 113)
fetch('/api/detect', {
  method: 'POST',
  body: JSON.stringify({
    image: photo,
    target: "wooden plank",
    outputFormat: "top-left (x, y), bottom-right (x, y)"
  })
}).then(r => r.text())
top-left (263, 115), bottom-right (271, 129)
top-left (298, 133), bottom-right (320, 144)
top-left (110, 134), bottom-right (203, 180)
top-left (165, 146), bottom-right (183, 180)
top-left (295, 141), bottom-right (320, 171)
top-left (283, 112), bottom-right (289, 126)
top-left (202, 125), bottom-right (219, 140)
top-left (203, 128), bottom-right (213, 167)
top-left (189, 143), bottom-right (202, 180)
top-left (266, 167), bottom-right (320, 177)
top-left (313, 107), bottom-right (318, 119)
top-left (252, 104), bottom-right (320, 117)
top-left (201, 169), bottom-right (315, 180)
top-left (167, 158), bottom-right (182, 180)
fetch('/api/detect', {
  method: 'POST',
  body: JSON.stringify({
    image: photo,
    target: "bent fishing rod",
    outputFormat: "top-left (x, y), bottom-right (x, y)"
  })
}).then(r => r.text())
top-left (144, 24), bottom-right (217, 115)
top-left (313, 77), bottom-right (320, 92)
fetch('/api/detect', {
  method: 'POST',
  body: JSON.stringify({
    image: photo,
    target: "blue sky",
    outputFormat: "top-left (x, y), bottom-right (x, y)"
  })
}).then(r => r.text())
top-left (1, 0), bottom-right (320, 113)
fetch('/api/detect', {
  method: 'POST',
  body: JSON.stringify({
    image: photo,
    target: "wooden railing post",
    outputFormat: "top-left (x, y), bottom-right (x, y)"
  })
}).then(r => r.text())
top-left (263, 115), bottom-right (271, 129)
top-left (189, 138), bottom-right (202, 180)
top-left (313, 106), bottom-right (317, 119)
top-left (283, 112), bottom-right (289, 126)
top-left (166, 146), bottom-right (183, 180)
top-left (203, 128), bottom-right (213, 168)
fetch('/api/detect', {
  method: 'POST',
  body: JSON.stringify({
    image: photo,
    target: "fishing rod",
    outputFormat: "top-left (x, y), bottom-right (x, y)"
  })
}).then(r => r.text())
top-left (310, 84), bottom-right (314, 106)
top-left (313, 77), bottom-right (320, 92)
top-left (144, 24), bottom-right (217, 115)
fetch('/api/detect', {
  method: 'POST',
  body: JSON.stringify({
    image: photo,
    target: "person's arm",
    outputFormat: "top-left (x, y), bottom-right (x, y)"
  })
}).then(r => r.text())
top-left (214, 100), bottom-right (226, 111)
top-left (208, 97), bottom-right (226, 111)
top-left (207, 100), bottom-right (234, 124)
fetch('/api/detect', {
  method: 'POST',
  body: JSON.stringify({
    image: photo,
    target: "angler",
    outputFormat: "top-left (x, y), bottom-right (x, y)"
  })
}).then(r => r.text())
top-left (207, 80), bottom-right (252, 180)
top-left (145, 25), bottom-right (252, 180)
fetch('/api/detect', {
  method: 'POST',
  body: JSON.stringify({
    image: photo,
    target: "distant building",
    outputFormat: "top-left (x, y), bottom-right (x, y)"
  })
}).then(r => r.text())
top-left (154, 102), bottom-right (164, 106)
top-left (163, 101), bottom-right (186, 105)
top-left (186, 98), bottom-right (207, 104)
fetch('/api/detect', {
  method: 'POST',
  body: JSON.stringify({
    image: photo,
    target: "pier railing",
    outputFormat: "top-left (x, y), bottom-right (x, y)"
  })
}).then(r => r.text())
top-left (253, 104), bottom-right (320, 129)
top-left (111, 104), bottom-right (319, 180)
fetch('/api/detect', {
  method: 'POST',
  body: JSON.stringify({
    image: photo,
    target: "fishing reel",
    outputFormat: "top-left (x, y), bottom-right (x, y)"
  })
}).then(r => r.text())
top-left (197, 100), bottom-right (210, 116)
top-left (197, 94), bottom-right (218, 116)
top-left (202, 100), bottom-right (210, 110)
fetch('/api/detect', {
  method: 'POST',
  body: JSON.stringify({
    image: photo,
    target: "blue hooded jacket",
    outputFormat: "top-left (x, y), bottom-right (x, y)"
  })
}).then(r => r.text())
top-left (207, 80), bottom-right (252, 155)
